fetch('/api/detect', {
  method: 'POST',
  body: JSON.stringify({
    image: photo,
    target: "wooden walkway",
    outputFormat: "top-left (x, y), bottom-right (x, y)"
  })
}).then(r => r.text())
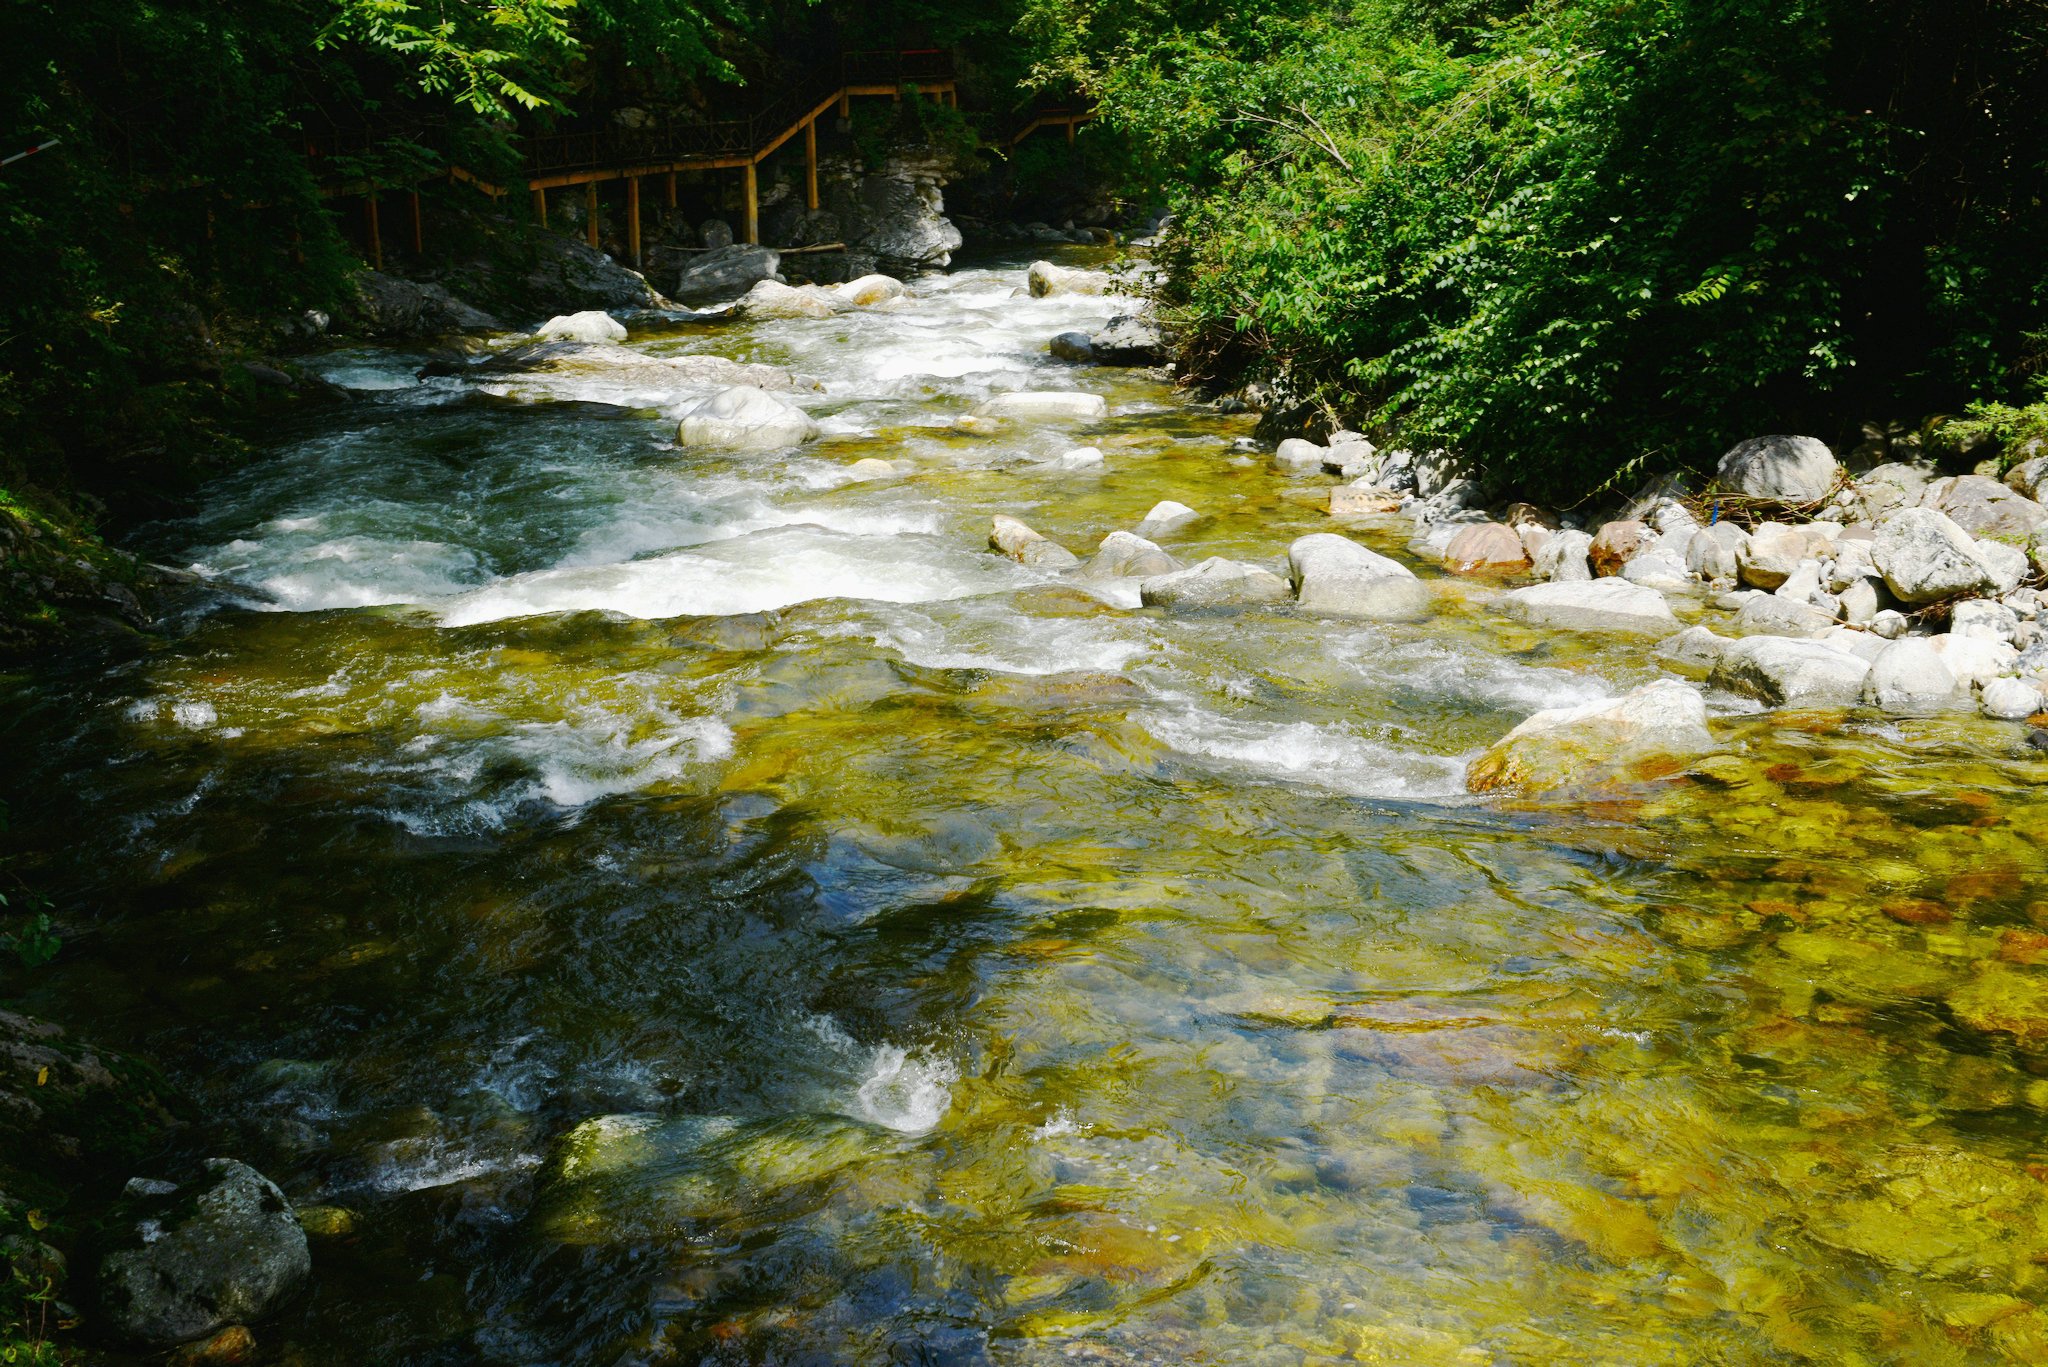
top-left (312, 51), bottom-right (1092, 271)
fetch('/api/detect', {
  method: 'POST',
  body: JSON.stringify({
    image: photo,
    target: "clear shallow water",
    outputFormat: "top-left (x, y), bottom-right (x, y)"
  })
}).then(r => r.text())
top-left (8, 249), bottom-right (2048, 1365)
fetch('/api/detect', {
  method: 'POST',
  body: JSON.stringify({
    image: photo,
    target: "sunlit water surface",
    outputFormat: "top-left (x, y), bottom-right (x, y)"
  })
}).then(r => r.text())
top-left (8, 249), bottom-right (2048, 1366)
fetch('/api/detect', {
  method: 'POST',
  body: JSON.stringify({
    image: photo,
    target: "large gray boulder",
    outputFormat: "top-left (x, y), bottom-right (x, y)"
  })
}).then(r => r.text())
top-left (1139, 557), bottom-right (1290, 611)
top-left (96, 1159), bottom-right (310, 1346)
top-left (675, 386), bottom-right (818, 449)
top-left (1534, 528), bottom-right (1594, 581)
top-left (676, 244), bottom-right (781, 302)
top-left (1083, 530), bottom-right (1178, 579)
top-left (1287, 533), bottom-right (1430, 619)
top-left (1734, 594), bottom-right (1835, 638)
top-left (1499, 578), bottom-right (1679, 635)
top-left (1467, 680), bottom-right (1714, 793)
top-left (1710, 636), bottom-right (1870, 707)
top-left (1920, 474), bottom-right (2048, 539)
top-left (735, 279), bottom-right (848, 320)
top-left (1861, 638), bottom-right (1961, 712)
top-left (339, 270), bottom-right (501, 339)
top-left (1715, 435), bottom-right (1841, 503)
top-left (1871, 507), bottom-right (1997, 604)
top-left (843, 168), bottom-right (962, 270)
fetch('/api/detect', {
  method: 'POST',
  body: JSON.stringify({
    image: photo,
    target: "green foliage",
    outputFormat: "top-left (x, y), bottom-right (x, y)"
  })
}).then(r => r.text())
top-left (1926, 379), bottom-right (2048, 471)
top-left (319, 0), bottom-right (581, 113)
top-left (1034, 0), bottom-right (2048, 494)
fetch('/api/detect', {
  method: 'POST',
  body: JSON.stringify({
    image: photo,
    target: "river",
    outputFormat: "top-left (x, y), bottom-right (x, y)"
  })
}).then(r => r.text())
top-left (6, 247), bottom-right (2048, 1365)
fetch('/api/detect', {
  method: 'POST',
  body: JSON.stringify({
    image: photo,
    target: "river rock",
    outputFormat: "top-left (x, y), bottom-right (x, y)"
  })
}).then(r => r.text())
top-left (1139, 557), bottom-right (1290, 610)
top-left (1953, 599), bottom-right (2021, 643)
top-left (532, 310), bottom-right (627, 344)
top-left (845, 458), bottom-right (900, 481)
top-left (1620, 546), bottom-right (1691, 589)
top-left (1976, 538), bottom-right (2030, 595)
top-left (0, 1009), bottom-right (185, 1182)
top-left (835, 274), bottom-right (906, 307)
top-left (1928, 634), bottom-right (2018, 689)
top-left (1685, 525), bottom-right (1747, 580)
top-left (1134, 501), bottom-right (1199, 538)
top-left (1027, 261), bottom-right (1111, 297)
top-left (1716, 435), bottom-right (1841, 502)
top-left (1517, 523), bottom-right (1554, 561)
top-left (990, 515), bottom-right (1082, 570)
top-left (1330, 485), bottom-right (1403, 516)
top-left (1441, 522), bottom-right (1530, 574)
top-left (1090, 315), bottom-right (1167, 366)
top-left (676, 387), bottom-right (818, 449)
top-left (1983, 676), bottom-right (2044, 720)
top-left (2006, 452), bottom-right (2048, 500)
top-left (1500, 578), bottom-right (1679, 635)
top-left (1049, 332), bottom-right (1094, 362)
top-left (337, 270), bottom-right (501, 339)
top-left (1288, 533), bottom-right (1430, 619)
top-left (1921, 474), bottom-right (2048, 538)
top-left (1655, 625), bottom-right (1732, 677)
top-left (1838, 575), bottom-right (1885, 624)
top-left (1872, 507), bottom-right (1998, 603)
top-left (1588, 520), bottom-right (1652, 576)
top-left (1466, 680), bottom-right (1714, 794)
top-left (1734, 594), bottom-right (1835, 637)
top-left (1736, 522), bottom-right (1806, 589)
top-left (736, 279), bottom-right (847, 320)
top-left (1534, 529), bottom-right (1594, 582)
top-left (1275, 438), bottom-right (1326, 470)
top-left (1861, 638), bottom-right (1960, 711)
top-left (676, 244), bottom-right (780, 301)
top-left (1710, 636), bottom-right (1870, 707)
top-left (1083, 530), bottom-right (1179, 579)
top-left (1053, 446), bottom-right (1104, 470)
top-left (95, 1159), bottom-right (310, 1346)
top-left (974, 391), bottom-right (1108, 423)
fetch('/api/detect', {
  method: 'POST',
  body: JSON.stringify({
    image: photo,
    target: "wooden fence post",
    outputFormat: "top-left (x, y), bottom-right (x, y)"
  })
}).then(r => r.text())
top-left (743, 161), bottom-right (759, 245)
top-left (409, 191), bottom-right (423, 254)
top-left (366, 192), bottom-right (382, 270)
top-left (626, 176), bottom-right (641, 269)
top-left (585, 181), bottom-right (599, 249)
top-left (805, 119), bottom-right (819, 212)
top-left (533, 187), bottom-right (547, 227)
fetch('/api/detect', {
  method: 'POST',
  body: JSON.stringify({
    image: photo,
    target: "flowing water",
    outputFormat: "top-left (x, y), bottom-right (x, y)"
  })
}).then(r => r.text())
top-left (7, 248), bottom-right (2048, 1365)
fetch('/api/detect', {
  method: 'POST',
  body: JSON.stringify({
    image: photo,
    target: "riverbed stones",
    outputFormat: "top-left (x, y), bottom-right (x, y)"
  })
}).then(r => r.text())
top-left (1953, 599), bottom-right (2021, 642)
top-left (1275, 438), bottom-right (1325, 470)
top-left (1685, 524), bottom-right (1746, 579)
top-left (1083, 530), bottom-right (1179, 579)
top-left (1734, 594), bottom-right (1835, 637)
top-left (736, 279), bottom-right (846, 320)
top-left (1330, 485), bottom-right (1403, 516)
top-left (1655, 625), bottom-right (1732, 677)
top-left (1737, 522), bottom-right (1807, 589)
top-left (1982, 675), bottom-right (2044, 720)
top-left (973, 391), bottom-right (1108, 423)
top-left (1534, 529), bottom-right (1594, 581)
top-left (989, 515), bottom-right (1081, 570)
top-left (1134, 500), bottom-right (1199, 538)
top-left (1716, 434), bottom-right (1841, 503)
top-left (1588, 519), bottom-right (1652, 576)
top-left (1862, 638), bottom-right (1960, 712)
top-left (533, 310), bottom-right (627, 344)
top-left (676, 386), bottom-right (818, 448)
top-left (1442, 522), bottom-right (1530, 575)
top-left (1466, 680), bottom-right (1714, 794)
top-left (1053, 446), bottom-right (1104, 470)
top-left (95, 1159), bottom-right (310, 1346)
top-left (1710, 636), bottom-right (1870, 707)
top-left (1090, 315), bottom-right (1168, 365)
top-left (1500, 578), bottom-right (1679, 635)
top-left (1872, 507), bottom-right (1998, 603)
top-left (1928, 634), bottom-right (2018, 690)
top-left (1138, 557), bottom-right (1290, 610)
top-left (1620, 546), bottom-right (1690, 589)
top-left (675, 243), bottom-right (780, 301)
top-left (1947, 963), bottom-right (2048, 1053)
top-left (1288, 533), bottom-right (1430, 619)
top-left (1026, 261), bottom-right (1111, 297)
top-left (1049, 332), bottom-right (1093, 362)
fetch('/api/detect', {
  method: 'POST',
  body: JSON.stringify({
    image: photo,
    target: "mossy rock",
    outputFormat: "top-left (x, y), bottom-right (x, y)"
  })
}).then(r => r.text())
top-left (0, 1009), bottom-right (188, 1206)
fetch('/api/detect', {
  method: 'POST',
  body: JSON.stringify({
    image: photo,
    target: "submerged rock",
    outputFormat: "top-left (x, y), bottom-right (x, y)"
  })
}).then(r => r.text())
top-left (1467, 680), bottom-right (1714, 793)
top-left (973, 391), bottom-right (1108, 423)
top-left (1134, 500), bottom-right (1200, 538)
top-left (1138, 557), bottom-right (1290, 610)
top-left (675, 386), bottom-right (818, 448)
top-left (1948, 962), bottom-right (2048, 1052)
top-left (1499, 578), bottom-right (1678, 635)
top-left (95, 1159), bottom-right (310, 1346)
top-left (989, 515), bottom-right (1082, 570)
top-left (1288, 533), bottom-right (1429, 619)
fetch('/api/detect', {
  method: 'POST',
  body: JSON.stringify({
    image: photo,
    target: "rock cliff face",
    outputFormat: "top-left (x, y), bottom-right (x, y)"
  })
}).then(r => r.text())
top-left (762, 148), bottom-right (965, 277)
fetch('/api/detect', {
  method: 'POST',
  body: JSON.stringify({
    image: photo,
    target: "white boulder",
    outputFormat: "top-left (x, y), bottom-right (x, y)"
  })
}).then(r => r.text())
top-left (1499, 578), bottom-right (1679, 636)
top-left (1287, 533), bottom-right (1430, 620)
top-left (534, 310), bottom-right (628, 344)
top-left (676, 386), bottom-right (819, 449)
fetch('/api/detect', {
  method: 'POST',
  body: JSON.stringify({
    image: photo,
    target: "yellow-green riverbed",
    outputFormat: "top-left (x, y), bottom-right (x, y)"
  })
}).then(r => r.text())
top-left (6, 248), bottom-right (2048, 1365)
